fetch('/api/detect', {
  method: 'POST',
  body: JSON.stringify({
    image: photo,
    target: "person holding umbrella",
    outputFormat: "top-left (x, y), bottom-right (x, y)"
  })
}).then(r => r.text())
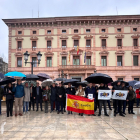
top-left (4, 83), bottom-right (14, 117)
top-left (0, 86), bottom-right (4, 115)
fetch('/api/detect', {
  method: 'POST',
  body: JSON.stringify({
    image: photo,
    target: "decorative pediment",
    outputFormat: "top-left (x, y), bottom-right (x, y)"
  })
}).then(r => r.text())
top-left (15, 52), bottom-right (23, 56)
top-left (99, 34), bottom-right (108, 38)
top-left (131, 50), bottom-right (140, 55)
top-left (70, 48), bottom-right (83, 55)
top-left (60, 36), bottom-right (68, 39)
top-left (45, 36), bottom-right (53, 40)
top-left (44, 52), bottom-right (54, 56)
top-left (30, 52), bottom-right (37, 57)
top-left (72, 35), bottom-right (81, 39)
top-left (115, 50), bottom-right (125, 55)
top-left (99, 51), bottom-right (109, 55)
top-left (15, 37), bottom-right (24, 40)
top-left (131, 34), bottom-right (140, 39)
top-left (60, 51), bottom-right (68, 56)
top-left (86, 51), bottom-right (93, 56)
top-left (84, 35), bottom-right (93, 39)
top-left (30, 36), bottom-right (38, 40)
top-left (115, 34), bottom-right (124, 38)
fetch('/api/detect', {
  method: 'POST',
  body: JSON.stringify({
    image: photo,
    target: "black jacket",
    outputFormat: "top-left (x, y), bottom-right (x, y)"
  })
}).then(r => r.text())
top-left (112, 85), bottom-right (122, 90)
top-left (57, 86), bottom-right (65, 101)
top-left (50, 86), bottom-right (57, 101)
top-left (4, 87), bottom-right (14, 100)
top-left (66, 87), bottom-right (75, 95)
top-left (33, 86), bottom-right (43, 99)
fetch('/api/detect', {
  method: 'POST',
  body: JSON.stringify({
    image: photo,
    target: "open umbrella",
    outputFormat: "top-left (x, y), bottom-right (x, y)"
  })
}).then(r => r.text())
top-left (72, 82), bottom-right (87, 87)
top-left (63, 79), bottom-right (79, 85)
top-left (85, 73), bottom-right (113, 84)
top-left (134, 82), bottom-right (140, 89)
top-left (128, 80), bottom-right (139, 88)
top-left (23, 81), bottom-right (36, 87)
top-left (41, 79), bottom-right (53, 87)
top-left (37, 73), bottom-right (50, 81)
top-left (22, 74), bottom-right (39, 81)
top-left (0, 77), bottom-right (16, 85)
top-left (111, 80), bottom-right (129, 86)
top-left (4, 71), bottom-right (26, 78)
top-left (54, 78), bottom-right (66, 82)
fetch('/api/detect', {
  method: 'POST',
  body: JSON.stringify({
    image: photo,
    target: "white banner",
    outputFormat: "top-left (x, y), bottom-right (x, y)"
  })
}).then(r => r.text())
top-left (98, 90), bottom-right (112, 100)
top-left (112, 90), bottom-right (128, 100)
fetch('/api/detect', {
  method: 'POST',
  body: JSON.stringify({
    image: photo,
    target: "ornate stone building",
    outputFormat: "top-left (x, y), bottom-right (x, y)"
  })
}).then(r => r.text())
top-left (3, 15), bottom-right (140, 81)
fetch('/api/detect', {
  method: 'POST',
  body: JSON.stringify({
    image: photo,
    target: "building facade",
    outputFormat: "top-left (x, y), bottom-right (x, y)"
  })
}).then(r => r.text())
top-left (3, 15), bottom-right (140, 81)
top-left (0, 57), bottom-right (8, 74)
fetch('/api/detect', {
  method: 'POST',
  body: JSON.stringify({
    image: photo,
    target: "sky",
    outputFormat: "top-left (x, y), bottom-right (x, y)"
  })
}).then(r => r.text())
top-left (0, 0), bottom-right (140, 62)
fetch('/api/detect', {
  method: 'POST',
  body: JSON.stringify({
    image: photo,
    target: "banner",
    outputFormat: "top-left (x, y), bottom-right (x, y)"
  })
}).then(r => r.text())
top-left (112, 90), bottom-right (128, 100)
top-left (98, 90), bottom-right (112, 100)
top-left (66, 94), bottom-right (94, 114)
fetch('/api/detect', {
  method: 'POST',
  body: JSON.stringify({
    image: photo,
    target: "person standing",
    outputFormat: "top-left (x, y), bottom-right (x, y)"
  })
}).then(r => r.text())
top-left (76, 85), bottom-right (85, 116)
top-left (85, 83), bottom-right (96, 116)
top-left (12, 80), bottom-right (24, 116)
top-left (29, 83), bottom-right (35, 111)
top-left (93, 83), bottom-right (99, 112)
top-left (33, 82), bottom-right (43, 111)
top-left (66, 83), bottom-right (75, 114)
top-left (50, 83), bottom-right (57, 113)
top-left (57, 83), bottom-right (65, 114)
top-left (43, 86), bottom-right (50, 113)
top-left (135, 88), bottom-right (140, 107)
top-left (127, 86), bottom-right (135, 114)
top-left (0, 86), bottom-right (4, 115)
top-left (98, 83), bottom-right (109, 117)
top-left (4, 83), bottom-right (14, 117)
top-left (23, 83), bottom-right (30, 114)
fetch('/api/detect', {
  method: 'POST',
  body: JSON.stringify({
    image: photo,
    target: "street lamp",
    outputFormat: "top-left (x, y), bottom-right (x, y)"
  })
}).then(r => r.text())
top-left (24, 51), bottom-right (42, 74)
top-left (58, 70), bottom-right (68, 79)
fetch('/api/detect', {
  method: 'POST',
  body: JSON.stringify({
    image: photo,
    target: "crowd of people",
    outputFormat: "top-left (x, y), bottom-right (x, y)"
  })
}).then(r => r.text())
top-left (0, 79), bottom-right (139, 117)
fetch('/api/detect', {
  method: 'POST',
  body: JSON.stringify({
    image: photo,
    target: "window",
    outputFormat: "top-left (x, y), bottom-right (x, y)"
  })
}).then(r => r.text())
top-left (74, 40), bottom-right (79, 48)
top-left (101, 56), bottom-right (107, 66)
top-left (133, 55), bottom-right (138, 66)
top-left (86, 40), bottom-right (91, 47)
top-left (134, 78), bottom-right (139, 81)
top-left (86, 56), bottom-right (91, 65)
top-left (117, 39), bottom-right (122, 47)
top-left (33, 31), bottom-right (36, 34)
top-left (101, 29), bottom-right (106, 32)
top-left (133, 39), bottom-right (138, 46)
top-left (117, 28), bottom-right (121, 32)
top-left (18, 31), bottom-right (22, 34)
top-left (133, 28), bottom-right (137, 32)
top-left (32, 57), bottom-right (37, 67)
top-left (86, 29), bottom-right (90, 33)
top-left (62, 40), bottom-right (66, 48)
top-left (73, 56), bottom-right (80, 65)
top-left (62, 30), bottom-right (66, 33)
top-left (17, 57), bottom-right (22, 67)
top-left (102, 39), bottom-right (106, 48)
top-left (47, 41), bottom-right (51, 48)
top-left (32, 41), bottom-right (36, 49)
top-left (47, 57), bottom-right (52, 67)
top-left (17, 41), bottom-right (21, 49)
top-left (74, 29), bottom-right (78, 33)
top-left (47, 30), bottom-right (51, 34)
top-left (117, 56), bottom-right (122, 66)
top-left (118, 78), bottom-right (123, 81)
top-left (62, 57), bottom-right (66, 65)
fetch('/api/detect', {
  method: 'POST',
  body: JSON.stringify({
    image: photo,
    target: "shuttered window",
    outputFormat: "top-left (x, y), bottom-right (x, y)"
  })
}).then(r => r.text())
top-left (133, 39), bottom-right (138, 46)
top-left (117, 56), bottom-right (122, 66)
top-left (62, 57), bottom-right (66, 65)
top-left (47, 41), bottom-right (51, 48)
top-left (18, 41), bottom-right (22, 49)
top-left (74, 40), bottom-right (79, 46)
top-left (86, 40), bottom-right (91, 47)
top-left (62, 30), bottom-right (66, 33)
top-left (47, 30), bottom-right (51, 34)
top-left (73, 56), bottom-right (80, 65)
top-left (86, 56), bottom-right (91, 65)
top-left (74, 29), bottom-right (78, 33)
top-left (86, 29), bottom-right (90, 32)
top-left (47, 57), bottom-right (52, 67)
top-left (33, 31), bottom-right (36, 34)
top-left (32, 41), bottom-right (36, 48)
top-left (102, 39), bottom-right (106, 48)
top-left (117, 39), bottom-right (122, 46)
top-left (101, 56), bottom-right (107, 66)
top-left (32, 57), bottom-right (37, 67)
top-left (62, 40), bottom-right (66, 48)
top-left (18, 31), bottom-right (22, 34)
top-left (133, 55), bottom-right (138, 66)
top-left (17, 57), bottom-right (22, 67)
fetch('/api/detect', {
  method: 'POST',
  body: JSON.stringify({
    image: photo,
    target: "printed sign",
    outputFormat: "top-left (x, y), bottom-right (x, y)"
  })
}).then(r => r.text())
top-left (98, 90), bottom-right (112, 100)
top-left (88, 94), bottom-right (93, 100)
top-left (112, 90), bottom-right (128, 100)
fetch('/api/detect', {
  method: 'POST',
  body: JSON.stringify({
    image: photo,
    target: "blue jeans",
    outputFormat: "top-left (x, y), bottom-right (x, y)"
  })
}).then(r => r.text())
top-left (23, 101), bottom-right (29, 112)
top-left (137, 99), bottom-right (139, 107)
top-left (0, 100), bottom-right (1, 115)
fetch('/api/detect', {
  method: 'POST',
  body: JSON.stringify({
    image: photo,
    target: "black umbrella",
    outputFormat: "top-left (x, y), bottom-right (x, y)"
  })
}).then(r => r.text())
top-left (22, 74), bottom-right (39, 81)
top-left (128, 80), bottom-right (139, 88)
top-left (0, 77), bottom-right (16, 85)
top-left (111, 80), bottom-right (129, 86)
top-left (54, 78), bottom-right (66, 82)
top-left (85, 73), bottom-right (113, 84)
top-left (72, 82), bottom-right (87, 87)
top-left (37, 73), bottom-right (51, 81)
top-left (63, 79), bottom-right (79, 85)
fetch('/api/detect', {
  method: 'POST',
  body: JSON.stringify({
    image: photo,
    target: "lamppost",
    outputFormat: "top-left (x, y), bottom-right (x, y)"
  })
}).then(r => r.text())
top-left (58, 70), bottom-right (68, 79)
top-left (24, 51), bottom-right (42, 74)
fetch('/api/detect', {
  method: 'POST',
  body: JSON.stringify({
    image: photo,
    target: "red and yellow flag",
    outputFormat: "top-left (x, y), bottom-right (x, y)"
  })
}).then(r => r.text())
top-left (68, 52), bottom-right (70, 64)
top-left (66, 94), bottom-right (94, 115)
top-left (77, 46), bottom-right (79, 55)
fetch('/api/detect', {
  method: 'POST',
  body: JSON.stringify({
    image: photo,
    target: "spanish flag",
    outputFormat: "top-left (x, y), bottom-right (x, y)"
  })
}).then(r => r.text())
top-left (66, 94), bottom-right (94, 114)
top-left (77, 46), bottom-right (79, 55)
top-left (68, 52), bottom-right (70, 64)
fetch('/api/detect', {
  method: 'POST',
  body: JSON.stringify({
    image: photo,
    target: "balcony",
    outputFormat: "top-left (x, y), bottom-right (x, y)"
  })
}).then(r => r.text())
top-left (62, 46), bottom-right (66, 50)
top-left (32, 47), bottom-right (36, 51)
top-left (17, 47), bottom-right (21, 51)
top-left (58, 65), bottom-right (95, 71)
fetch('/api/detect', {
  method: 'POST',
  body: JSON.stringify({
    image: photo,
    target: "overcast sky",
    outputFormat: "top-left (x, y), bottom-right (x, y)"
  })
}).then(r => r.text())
top-left (0, 0), bottom-right (140, 62)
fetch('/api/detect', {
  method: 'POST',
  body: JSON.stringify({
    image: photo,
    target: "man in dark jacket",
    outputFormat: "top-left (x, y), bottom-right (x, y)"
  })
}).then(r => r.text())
top-left (112, 81), bottom-right (124, 117)
top-left (33, 82), bottom-right (43, 111)
top-left (0, 86), bottom-right (4, 115)
top-left (57, 83), bottom-right (65, 114)
top-left (29, 84), bottom-right (35, 111)
top-left (50, 83), bottom-right (57, 113)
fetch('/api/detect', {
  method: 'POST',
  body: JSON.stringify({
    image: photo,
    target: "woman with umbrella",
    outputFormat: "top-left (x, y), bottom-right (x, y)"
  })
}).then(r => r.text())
top-left (76, 84), bottom-right (85, 116)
